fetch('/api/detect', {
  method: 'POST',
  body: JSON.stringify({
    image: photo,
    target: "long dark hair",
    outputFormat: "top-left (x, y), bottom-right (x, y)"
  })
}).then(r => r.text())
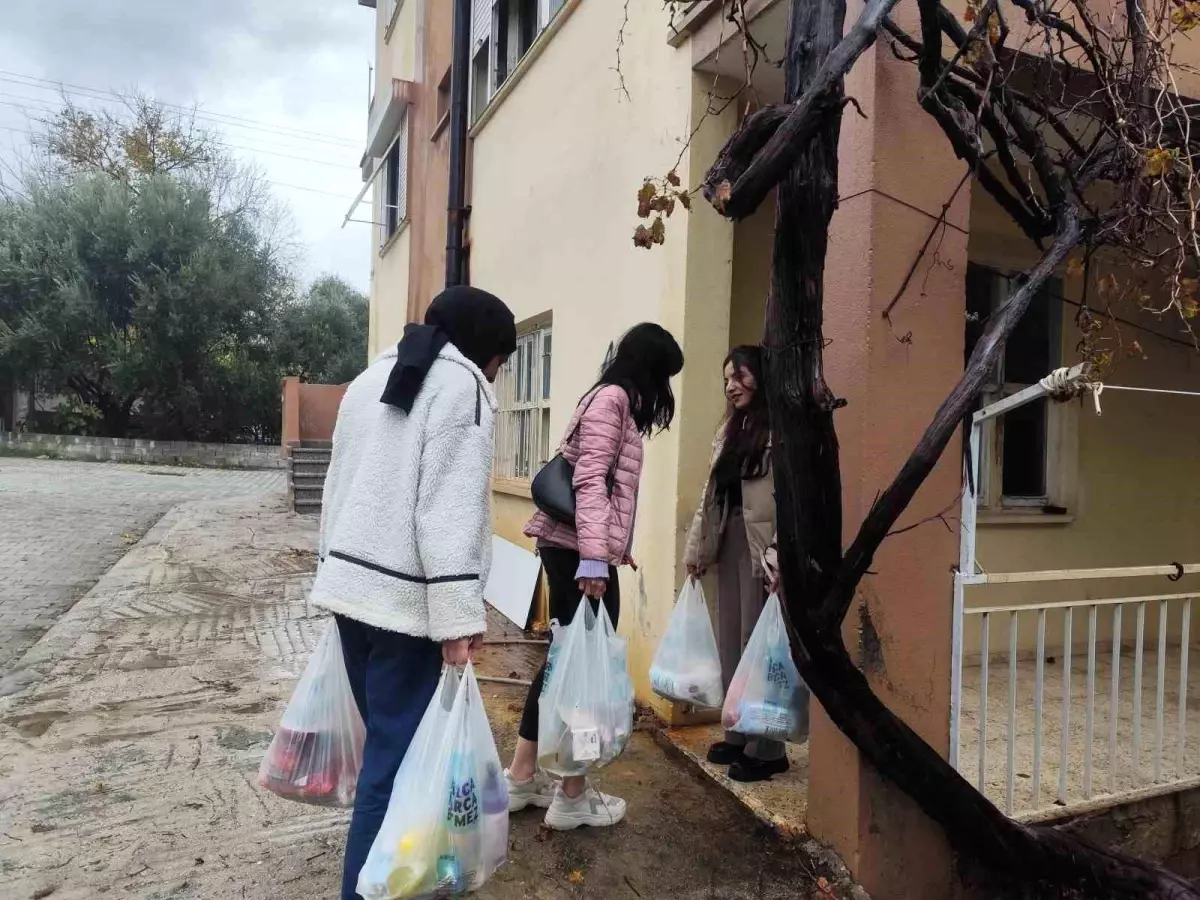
top-left (713, 345), bottom-right (771, 509)
top-left (592, 323), bottom-right (684, 436)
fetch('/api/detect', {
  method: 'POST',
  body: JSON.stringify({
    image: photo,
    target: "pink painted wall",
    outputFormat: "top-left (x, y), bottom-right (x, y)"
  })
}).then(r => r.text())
top-left (281, 377), bottom-right (347, 450)
top-left (802, 16), bottom-right (967, 898)
top-left (298, 383), bottom-right (347, 443)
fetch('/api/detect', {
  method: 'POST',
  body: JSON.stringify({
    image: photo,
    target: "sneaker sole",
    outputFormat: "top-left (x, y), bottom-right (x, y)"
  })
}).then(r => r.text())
top-left (543, 805), bottom-right (627, 831)
top-left (509, 794), bottom-right (554, 812)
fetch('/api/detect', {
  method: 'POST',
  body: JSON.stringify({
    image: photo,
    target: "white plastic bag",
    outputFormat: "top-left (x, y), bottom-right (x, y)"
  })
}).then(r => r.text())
top-left (537, 598), bottom-right (635, 776)
top-left (649, 578), bottom-right (724, 708)
top-left (721, 594), bottom-right (810, 742)
top-left (258, 619), bottom-right (366, 807)
top-left (357, 663), bottom-right (508, 899)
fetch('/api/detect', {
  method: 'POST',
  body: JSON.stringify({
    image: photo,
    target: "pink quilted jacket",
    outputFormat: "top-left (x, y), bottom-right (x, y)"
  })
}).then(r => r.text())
top-left (524, 385), bottom-right (644, 564)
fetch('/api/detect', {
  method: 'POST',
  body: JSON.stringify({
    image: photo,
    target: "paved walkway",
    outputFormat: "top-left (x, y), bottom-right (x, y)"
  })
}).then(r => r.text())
top-left (0, 458), bottom-right (283, 675)
top-left (0, 496), bottom-right (862, 900)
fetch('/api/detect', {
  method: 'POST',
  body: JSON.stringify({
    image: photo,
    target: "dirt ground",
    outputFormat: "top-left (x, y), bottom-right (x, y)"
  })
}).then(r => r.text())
top-left (0, 496), bottom-right (858, 900)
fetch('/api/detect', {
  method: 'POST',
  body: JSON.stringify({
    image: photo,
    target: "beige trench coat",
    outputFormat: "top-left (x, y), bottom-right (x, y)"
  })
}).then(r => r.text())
top-left (683, 425), bottom-right (776, 577)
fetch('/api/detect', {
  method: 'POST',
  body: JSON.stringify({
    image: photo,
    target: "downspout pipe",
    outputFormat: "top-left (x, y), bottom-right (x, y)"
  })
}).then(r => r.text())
top-left (445, 0), bottom-right (472, 288)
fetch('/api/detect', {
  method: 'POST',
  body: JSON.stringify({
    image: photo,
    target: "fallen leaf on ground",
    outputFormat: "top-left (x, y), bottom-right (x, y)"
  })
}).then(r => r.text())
top-left (568, 869), bottom-right (585, 885)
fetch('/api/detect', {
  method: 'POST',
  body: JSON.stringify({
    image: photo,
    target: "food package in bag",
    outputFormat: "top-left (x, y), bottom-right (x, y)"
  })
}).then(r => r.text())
top-left (357, 663), bottom-right (509, 899)
top-left (720, 594), bottom-right (810, 742)
top-left (649, 578), bottom-right (724, 708)
top-left (537, 598), bottom-right (635, 776)
top-left (258, 619), bottom-right (366, 807)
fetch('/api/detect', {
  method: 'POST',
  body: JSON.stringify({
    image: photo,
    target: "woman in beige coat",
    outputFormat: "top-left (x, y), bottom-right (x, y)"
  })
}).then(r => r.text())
top-left (684, 345), bottom-right (787, 782)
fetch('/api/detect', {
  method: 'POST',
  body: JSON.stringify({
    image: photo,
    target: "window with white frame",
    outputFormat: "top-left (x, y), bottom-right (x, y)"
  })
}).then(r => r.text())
top-left (966, 263), bottom-right (1066, 509)
top-left (379, 112), bottom-right (408, 249)
top-left (494, 323), bottom-right (552, 481)
top-left (470, 0), bottom-right (565, 122)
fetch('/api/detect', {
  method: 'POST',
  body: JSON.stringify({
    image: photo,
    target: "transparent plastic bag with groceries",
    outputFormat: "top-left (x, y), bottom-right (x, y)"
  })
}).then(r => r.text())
top-left (649, 578), bottom-right (724, 708)
top-left (258, 619), bottom-right (366, 807)
top-left (722, 594), bottom-right (810, 742)
top-left (357, 663), bottom-right (509, 899)
top-left (537, 597), bottom-right (636, 776)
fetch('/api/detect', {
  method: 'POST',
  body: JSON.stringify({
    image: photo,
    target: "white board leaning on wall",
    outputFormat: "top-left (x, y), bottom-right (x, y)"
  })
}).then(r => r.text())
top-left (483, 535), bottom-right (541, 629)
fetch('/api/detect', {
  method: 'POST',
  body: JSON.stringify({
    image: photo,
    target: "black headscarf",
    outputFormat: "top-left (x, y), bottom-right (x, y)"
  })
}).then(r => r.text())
top-left (380, 285), bottom-right (517, 412)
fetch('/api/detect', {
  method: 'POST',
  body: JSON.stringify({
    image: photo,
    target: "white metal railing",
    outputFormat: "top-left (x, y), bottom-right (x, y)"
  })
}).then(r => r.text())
top-left (951, 369), bottom-right (1200, 817)
top-left (954, 578), bottom-right (1200, 816)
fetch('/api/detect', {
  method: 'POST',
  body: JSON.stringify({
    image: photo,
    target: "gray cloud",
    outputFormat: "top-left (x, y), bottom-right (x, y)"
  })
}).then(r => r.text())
top-left (0, 0), bottom-right (374, 290)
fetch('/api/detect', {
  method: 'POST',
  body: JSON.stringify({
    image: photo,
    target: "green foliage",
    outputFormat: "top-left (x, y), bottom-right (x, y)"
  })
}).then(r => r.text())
top-left (276, 275), bottom-right (370, 386)
top-left (46, 398), bottom-right (102, 436)
top-left (0, 173), bottom-right (347, 442)
top-left (0, 94), bottom-right (368, 443)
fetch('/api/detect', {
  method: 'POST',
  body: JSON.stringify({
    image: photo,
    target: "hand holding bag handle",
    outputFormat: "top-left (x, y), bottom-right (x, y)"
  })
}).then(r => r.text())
top-left (530, 389), bottom-right (622, 526)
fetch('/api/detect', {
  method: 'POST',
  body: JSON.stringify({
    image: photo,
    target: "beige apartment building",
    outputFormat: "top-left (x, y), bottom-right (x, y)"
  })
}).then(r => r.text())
top-left (352, 0), bottom-right (1200, 895)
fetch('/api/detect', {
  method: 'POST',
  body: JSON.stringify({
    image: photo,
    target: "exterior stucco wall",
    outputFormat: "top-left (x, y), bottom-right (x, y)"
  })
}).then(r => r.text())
top-left (369, 227), bottom-right (412, 358)
top-left (729, 195), bottom-right (774, 349)
top-left (468, 1), bottom-right (735, 714)
top-left (367, 0), bottom-right (421, 357)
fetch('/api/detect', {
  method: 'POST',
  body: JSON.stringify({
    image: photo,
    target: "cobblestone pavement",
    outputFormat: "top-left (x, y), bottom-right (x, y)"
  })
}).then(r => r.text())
top-left (0, 499), bottom-right (857, 900)
top-left (0, 458), bottom-right (283, 675)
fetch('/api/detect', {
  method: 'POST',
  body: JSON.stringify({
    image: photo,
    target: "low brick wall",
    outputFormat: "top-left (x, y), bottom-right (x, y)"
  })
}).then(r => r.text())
top-left (0, 432), bottom-right (285, 470)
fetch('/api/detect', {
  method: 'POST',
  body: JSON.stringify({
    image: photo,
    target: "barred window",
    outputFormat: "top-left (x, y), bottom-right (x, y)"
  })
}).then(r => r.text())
top-left (494, 323), bottom-right (552, 481)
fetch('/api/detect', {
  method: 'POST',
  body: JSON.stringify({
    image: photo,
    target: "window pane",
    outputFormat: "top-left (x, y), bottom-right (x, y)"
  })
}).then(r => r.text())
top-left (964, 263), bottom-right (993, 364)
top-left (493, 2), bottom-right (509, 87)
top-left (384, 140), bottom-right (400, 236)
top-left (517, 410), bottom-right (530, 478)
top-left (515, 343), bottom-right (525, 402)
top-left (523, 338), bottom-right (535, 403)
top-left (541, 408), bottom-right (551, 464)
top-left (471, 43), bottom-right (490, 121)
top-left (518, 0), bottom-right (538, 55)
top-left (1005, 278), bottom-right (1058, 385)
top-left (1002, 397), bottom-right (1047, 497)
top-left (542, 331), bottom-right (552, 399)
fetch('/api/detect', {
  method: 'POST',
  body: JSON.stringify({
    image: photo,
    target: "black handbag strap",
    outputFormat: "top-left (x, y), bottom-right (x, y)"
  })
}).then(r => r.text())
top-left (559, 388), bottom-right (600, 451)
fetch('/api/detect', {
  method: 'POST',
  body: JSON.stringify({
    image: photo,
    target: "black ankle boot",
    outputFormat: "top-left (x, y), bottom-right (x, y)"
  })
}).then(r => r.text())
top-left (728, 755), bottom-right (789, 783)
top-left (706, 741), bottom-right (745, 765)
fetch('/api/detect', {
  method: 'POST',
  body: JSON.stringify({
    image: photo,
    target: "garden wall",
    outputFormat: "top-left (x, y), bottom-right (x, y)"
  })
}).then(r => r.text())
top-left (0, 432), bottom-right (284, 470)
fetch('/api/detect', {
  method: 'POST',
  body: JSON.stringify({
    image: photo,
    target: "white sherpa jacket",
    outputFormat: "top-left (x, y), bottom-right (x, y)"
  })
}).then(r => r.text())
top-left (311, 343), bottom-right (495, 641)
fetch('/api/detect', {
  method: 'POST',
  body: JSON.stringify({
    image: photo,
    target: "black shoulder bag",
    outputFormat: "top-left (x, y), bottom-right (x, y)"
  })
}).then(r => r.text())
top-left (530, 391), bottom-right (621, 526)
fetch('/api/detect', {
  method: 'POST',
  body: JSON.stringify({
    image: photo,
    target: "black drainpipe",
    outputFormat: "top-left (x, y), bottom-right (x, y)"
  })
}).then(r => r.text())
top-left (445, 0), bottom-right (472, 288)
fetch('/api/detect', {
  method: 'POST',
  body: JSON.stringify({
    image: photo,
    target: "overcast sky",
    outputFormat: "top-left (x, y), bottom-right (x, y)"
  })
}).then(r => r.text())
top-left (0, 0), bottom-right (375, 292)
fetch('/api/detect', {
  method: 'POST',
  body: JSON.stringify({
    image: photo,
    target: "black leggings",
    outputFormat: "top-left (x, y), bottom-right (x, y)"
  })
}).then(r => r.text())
top-left (517, 546), bottom-right (620, 742)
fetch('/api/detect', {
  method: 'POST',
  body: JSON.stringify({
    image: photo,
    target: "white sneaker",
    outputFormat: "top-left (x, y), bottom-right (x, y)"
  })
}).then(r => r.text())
top-left (504, 769), bottom-right (555, 812)
top-left (543, 783), bottom-right (626, 831)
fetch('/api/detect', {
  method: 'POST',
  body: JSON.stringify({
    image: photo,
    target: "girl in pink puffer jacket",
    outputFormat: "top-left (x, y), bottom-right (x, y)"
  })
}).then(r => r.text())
top-left (506, 323), bottom-right (684, 831)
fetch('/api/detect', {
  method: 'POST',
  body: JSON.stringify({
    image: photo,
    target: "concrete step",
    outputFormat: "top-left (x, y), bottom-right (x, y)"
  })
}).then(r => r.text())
top-left (293, 497), bottom-right (323, 515)
top-left (291, 448), bottom-right (332, 462)
top-left (290, 478), bottom-right (326, 493)
top-left (292, 485), bottom-right (324, 501)
top-left (290, 463), bottom-right (329, 478)
top-left (300, 440), bottom-right (332, 450)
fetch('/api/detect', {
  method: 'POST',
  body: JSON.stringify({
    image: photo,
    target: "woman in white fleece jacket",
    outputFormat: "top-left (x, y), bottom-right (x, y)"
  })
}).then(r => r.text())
top-left (310, 285), bottom-right (516, 900)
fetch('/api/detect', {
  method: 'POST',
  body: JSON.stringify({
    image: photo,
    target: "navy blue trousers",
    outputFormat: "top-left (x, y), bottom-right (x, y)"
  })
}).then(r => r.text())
top-left (335, 614), bottom-right (443, 900)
